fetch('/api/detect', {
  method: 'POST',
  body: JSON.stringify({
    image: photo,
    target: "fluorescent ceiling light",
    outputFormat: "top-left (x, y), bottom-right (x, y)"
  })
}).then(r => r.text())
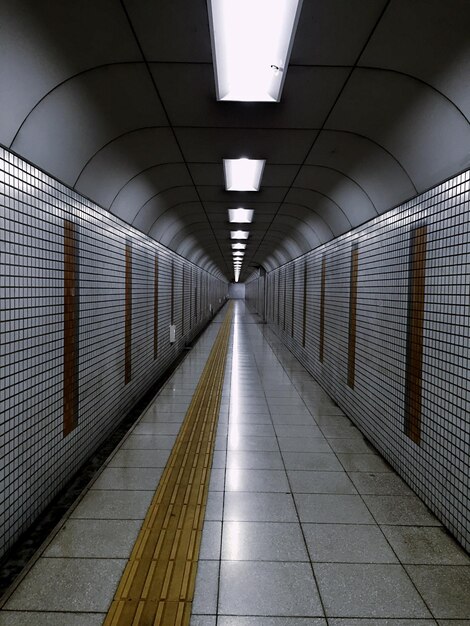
top-left (232, 243), bottom-right (246, 250)
top-left (228, 208), bottom-right (254, 223)
top-left (233, 252), bottom-right (244, 257)
top-left (224, 159), bottom-right (265, 191)
top-left (231, 230), bottom-right (249, 240)
top-left (234, 270), bottom-right (240, 283)
top-left (209, 0), bottom-right (302, 102)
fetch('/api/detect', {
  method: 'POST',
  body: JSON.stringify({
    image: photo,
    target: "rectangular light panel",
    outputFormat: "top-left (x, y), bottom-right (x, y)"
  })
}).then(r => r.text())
top-left (224, 159), bottom-right (265, 191)
top-left (208, 0), bottom-right (303, 102)
top-left (231, 230), bottom-right (249, 240)
top-left (232, 243), bottom-right (246, 250)
top-left (228, 208), bottom-right (254, 223)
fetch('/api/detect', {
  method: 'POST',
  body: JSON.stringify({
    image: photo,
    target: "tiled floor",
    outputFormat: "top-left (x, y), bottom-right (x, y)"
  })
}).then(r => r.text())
top-left (1, 301), bottom-right (469, 625)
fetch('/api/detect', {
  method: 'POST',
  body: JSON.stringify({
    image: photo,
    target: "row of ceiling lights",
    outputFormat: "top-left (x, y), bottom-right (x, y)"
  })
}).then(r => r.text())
top-left (208, 0), bottom-right (303, 281)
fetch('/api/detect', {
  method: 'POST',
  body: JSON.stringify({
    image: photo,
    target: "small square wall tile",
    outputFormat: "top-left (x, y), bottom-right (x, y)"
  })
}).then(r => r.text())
top-left (314, 563), bottom-right (431, 618)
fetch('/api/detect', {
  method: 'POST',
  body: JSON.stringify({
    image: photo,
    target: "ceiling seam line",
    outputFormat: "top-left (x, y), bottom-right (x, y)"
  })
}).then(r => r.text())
top-left (118, 0), bottom-right (230, 278)
top-left (243, 0), bottom-right (397, 275)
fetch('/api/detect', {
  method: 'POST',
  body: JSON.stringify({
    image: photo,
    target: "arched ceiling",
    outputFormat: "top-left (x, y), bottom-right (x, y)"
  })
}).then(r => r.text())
top-left (1, 0), bottom-right (469, 281)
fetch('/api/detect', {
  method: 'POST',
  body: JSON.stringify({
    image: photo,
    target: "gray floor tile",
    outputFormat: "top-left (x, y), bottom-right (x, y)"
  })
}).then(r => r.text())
top-left (282, 453), bottom-right (343, 471)
top-left (275, 425), bottom-right (324, 438)
top-left (337, 454), bottom-right (393, 472)
top-left (108, 449), bottom-right (170, 467)
top-left (227, 436), bottom-right (279, 452)
top-left (199, 521), bottom-right (222, 560)
top-left (224, 492), bottom-right (297, 522)
top-left (328, 438), bottom-right (377, 454)
top-left (190, 616), bottom-right (216, 626)
top-left (208, 468), bottom-right (225, 491)
top-left (192, 561), bottom-right (219, 614)
top-left (277, 437), bottom-right (332, 453)
top-left (205, 491), bottom-right (224, 521)
top-left (43, 519), bottom-right (142, 558)
top-left (328, 617), bottom-right (437, 626)
top-left (91, 467), bottom-right (163, 491)
top-left (315, 563), bottom-right (431, 618)
top-left (225, 469), bottom-right (289, 492)
top-left (405, 565), bottom-right (470, 619)
top-left (121, 434), bottom-right (177, 449)
top-left (228, 413), bottom-right (272, 423)
top-left (219, 561), bottom-right (323, 616)
top-left (295, 494), bottom-right (375, 524)
top-left (218, 615), bottom-right (326, 626)
top-left (226, 450), bottom-right (284, 470)
top-left (189, 615), bottom-right (217, 626)
top-left (364, 496), bottom-right (442, 526)
top-left (437, 622), bottom-right (470, 625)
top-left (304, 523), bottom-right (398, 563)
top-left (288, 471), bottom-right (357, 494)
top-left (381, 526), bottom-right (470, 565)
top-left (228, 424), bottom-right (276, 436)
top-left (0, 613), bottom-right (105, 626)
top-left (71, 490), bottom-right (153, 519)
top-left (349, 472), bottom-right (413, 495)
top-left (211, 450), bottom-right (226, 468)
top-left (271, 414), bottom-right (318, 425)
top-left (319, 425), bottom-right (363, 439)
top-left (5, 558), bottom-right (127, 612)
top-left (222, 521), bottom-right (308, 561)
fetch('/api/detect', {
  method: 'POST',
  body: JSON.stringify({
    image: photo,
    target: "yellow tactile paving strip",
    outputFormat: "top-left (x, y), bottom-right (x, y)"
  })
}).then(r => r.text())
top-left (104, 304), bottom-right (233, 626)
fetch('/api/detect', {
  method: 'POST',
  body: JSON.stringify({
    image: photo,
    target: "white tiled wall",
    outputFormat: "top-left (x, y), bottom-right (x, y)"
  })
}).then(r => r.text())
top-left (247, 170), bottom-right (470, 551)
top-left (0, 147), bottom-right (227, 559)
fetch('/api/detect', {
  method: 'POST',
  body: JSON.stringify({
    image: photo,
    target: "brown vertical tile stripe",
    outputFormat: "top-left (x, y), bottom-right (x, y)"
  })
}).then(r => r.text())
top-left (170, 260), bottom-right (175, 326)
top-left (181, 266), bottom-right (185, 336)
top-left (154, 254), bottom-right (159, 360)
top-left (125, 242), bottom-right (132, 385)
top-left (319, 255), bottom-right (326, 362)
top-left (302, 260), bottom-right (308, 348)
top-left (189, 268), bottom-right (193, 329)
top-left (291, 264), bottom-right (295, 338)
top-left (63, 219), bottom-right (79, 437)
top-left (404, 224), bottom-right (427, 444)
top-left (283, 270), bottom-right (287, 331)
top-left (104, 305), bottom-right (233, 626)
top-left (348, 242), bottom-right (359, 388)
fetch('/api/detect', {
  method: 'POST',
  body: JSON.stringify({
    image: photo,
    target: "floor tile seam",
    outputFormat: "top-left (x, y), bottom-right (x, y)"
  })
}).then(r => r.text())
top-left (257, 321), bottom-right (441, 620)
top-left (214, 325), bottom-right (235, 626)
top-left (248, 318), bottom-right (328, 620)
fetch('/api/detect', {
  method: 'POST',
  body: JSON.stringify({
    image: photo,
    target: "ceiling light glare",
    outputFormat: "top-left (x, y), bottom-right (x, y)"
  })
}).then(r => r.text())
top-left (224, 159), bottom-right (265, 191)
top-left (228, 208), bottom-right (254, 223)
top-left (233, 252), bottom-right (244, 257)
top-left (234, 269), bottom-right (240, 283)
top-left (232, 243), bottom-right (246, 250)
top-left (209, 0), bottom-right (303, 102)
top-left (230, 230), bottom-right (249, 240)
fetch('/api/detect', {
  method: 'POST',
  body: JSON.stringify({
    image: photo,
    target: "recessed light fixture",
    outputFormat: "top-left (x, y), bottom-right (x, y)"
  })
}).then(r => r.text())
top-left (231, 230), bottom-right (249, 240)
top-left (234, 270), bottom-right (240, 283)
top-left (228, 208), bottom-right (254, 223)
top-left (232, 243), bottom-right (246, 250)
top-left (224, 159), bottom-right (265, 191)
top-left (233, 252), bottom-right (244, 258)
top-left (208, 0), bottom-right (303, 102)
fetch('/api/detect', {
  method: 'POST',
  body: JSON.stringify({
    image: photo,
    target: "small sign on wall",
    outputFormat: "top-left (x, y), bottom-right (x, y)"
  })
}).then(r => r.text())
top-left (169, 325), bottom-right (176, 343)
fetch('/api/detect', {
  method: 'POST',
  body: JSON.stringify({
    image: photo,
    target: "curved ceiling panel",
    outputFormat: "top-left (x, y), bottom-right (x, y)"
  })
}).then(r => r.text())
top-left (75, 128), bottom-right (183, 207)
top-left (305, 130), bottom-right (417, 211)
top-left (360, 0), bottom-right (470, 119)
top-left (0, 0), bottom-right (140, 146)
top-left (2, 1), bottom-right (469, 280)
top-left (326, 69), bottom-right (470, 192)
top-left (294, 166), bottom-right (378, 226)
top-left (11, 64), bottom-right (167, 186)
top-left (135, 187), bottom-right (199, 233)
